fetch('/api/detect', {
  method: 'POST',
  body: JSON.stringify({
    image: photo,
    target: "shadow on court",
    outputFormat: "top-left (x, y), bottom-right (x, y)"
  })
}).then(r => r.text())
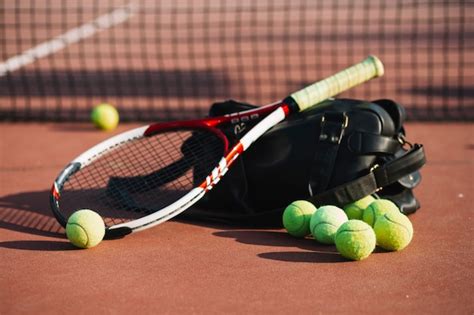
top-left (0, 240), bottom-right (74, 251)
top-left (0, 190), bottom-right (64, 238)
top-left (213, 230), bottom-right (347, 263)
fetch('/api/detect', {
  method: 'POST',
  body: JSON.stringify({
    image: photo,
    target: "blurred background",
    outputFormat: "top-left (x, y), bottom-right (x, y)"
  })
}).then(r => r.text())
top-left (1, 0), bottom-right (472, 122)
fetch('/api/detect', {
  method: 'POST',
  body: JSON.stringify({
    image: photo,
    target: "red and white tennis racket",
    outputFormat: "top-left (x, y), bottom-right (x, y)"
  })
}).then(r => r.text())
top-left (50, 56), bottom-right (384, 238)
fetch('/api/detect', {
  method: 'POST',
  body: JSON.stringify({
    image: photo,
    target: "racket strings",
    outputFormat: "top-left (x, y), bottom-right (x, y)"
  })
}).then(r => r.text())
top-left (59, 128), bottom-right (225, 226)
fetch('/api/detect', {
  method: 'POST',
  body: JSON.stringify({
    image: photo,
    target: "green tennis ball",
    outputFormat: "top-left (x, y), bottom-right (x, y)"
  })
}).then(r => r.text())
top-left (335, 220), bottom-right (376, 261)
top-left (343, 195), bottom-right (376, 220)
top-left (91, 103), bottom-right (119, 131)
top-left (66, 209), bottom-right (105, 249)
top-left (362, 199), bottom-right (400, 227)
top-left (374, 212), bottom-right (413, 251)
top-left (282, 200), bottom-right (317, 237)
top-left (309, 205), bottom-right (348, 244)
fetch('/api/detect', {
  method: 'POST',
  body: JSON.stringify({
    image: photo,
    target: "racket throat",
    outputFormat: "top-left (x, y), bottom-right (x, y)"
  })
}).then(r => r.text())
top-left (199, 142), bottom-right (244, 191)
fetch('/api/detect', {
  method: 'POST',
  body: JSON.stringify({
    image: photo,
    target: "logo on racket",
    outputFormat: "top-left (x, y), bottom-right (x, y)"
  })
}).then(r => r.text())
top-left (234, 122), bottom-right (246, 135)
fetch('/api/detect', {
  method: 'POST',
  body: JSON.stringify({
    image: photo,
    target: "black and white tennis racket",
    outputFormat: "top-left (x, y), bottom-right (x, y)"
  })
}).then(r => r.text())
top-left (50, 56), bottom-right (384, 238)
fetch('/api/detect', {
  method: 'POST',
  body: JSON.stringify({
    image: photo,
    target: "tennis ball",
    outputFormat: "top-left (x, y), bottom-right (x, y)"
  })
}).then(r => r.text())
top-left (309, 205), bottom-right (348, 244)
top-left (335, 220), bottom-right (376, 261)
top-left (374, 212), bottom-right (413, 251)
top-left (362, 199), bottom-right (400, 227)
top-left (91, 103), bottom-right (119, 131)
top-left (66, 209), bottom-right (105, 249)
top-left (282, 200), bottom-right (317, 237)
top-left (343, 195), bottom-right (376, 220)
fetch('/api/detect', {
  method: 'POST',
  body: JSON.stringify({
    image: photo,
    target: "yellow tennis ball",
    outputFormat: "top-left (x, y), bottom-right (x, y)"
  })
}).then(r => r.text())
top-left (282, 200), bottom-right (317, 237)
top-left (362, 199), bottom-right (400, 227)
top-left (374, 212), bottom-right (413, 251)
top-left (335, 220), bottom-right (376, 261)
top-left (66, 209), bottom-right (105, 249)
top-left (309, 205), bottom-right (348, 244)
top-left (343, 195), bottom-right (376, 220)
top-left (91, 103), bottom-right (119, 131)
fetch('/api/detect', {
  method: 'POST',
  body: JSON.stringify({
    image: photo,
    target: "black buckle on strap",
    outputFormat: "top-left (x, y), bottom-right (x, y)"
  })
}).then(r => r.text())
top-left (319, 112), bottom-right (348, 144)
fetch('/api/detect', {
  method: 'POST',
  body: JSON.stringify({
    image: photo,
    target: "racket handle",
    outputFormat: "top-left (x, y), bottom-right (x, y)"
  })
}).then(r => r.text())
top-left (291, 55), bottom-right (384, 112)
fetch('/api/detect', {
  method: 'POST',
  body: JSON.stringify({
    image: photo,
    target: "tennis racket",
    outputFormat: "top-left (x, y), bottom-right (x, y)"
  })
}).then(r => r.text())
top-left (50, 56), bottom-right (384, 238)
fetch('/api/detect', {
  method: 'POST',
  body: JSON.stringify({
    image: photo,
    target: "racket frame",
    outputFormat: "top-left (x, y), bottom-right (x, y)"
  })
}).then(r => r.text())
top-left (50, 102), bottom-right (290, 237)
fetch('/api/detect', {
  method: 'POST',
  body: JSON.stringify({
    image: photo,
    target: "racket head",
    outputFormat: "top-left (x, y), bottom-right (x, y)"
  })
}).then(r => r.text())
top-left (50, 122), bottom-right (229, 238)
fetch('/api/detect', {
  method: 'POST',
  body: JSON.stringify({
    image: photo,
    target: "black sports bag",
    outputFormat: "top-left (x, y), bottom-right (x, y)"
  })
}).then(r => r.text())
top-left (180, 98), bottom-right (426, 227)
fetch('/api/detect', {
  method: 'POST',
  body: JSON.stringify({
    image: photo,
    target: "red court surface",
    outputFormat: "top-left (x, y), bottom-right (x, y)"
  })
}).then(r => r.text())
top-left (0, 122), bottom-right (473, 314)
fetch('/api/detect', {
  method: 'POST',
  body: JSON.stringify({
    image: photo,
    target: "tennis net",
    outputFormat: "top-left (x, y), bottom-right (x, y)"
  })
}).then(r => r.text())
top-left (1, 0), bottom-right (472, 121)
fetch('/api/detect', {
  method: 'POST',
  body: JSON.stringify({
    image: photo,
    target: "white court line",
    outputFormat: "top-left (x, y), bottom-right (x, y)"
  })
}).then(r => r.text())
top-left (0, 3), bottom-right (138, 77)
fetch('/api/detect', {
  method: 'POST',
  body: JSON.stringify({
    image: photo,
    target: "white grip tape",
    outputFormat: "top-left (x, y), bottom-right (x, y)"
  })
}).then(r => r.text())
top-left (291, 55), bottom-right (384, 111)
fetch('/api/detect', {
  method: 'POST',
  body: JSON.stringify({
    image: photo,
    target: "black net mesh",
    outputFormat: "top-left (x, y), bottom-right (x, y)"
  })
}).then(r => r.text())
top-left (1, 0), bottom-right (472, 121)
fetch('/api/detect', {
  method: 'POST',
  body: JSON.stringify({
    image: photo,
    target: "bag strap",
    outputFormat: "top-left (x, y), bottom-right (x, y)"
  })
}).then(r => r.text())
top-left (309, 112), bottom-right (348, 194)
top-left (309, 111), bottom-right (406, 195)
top-left (309, 144), bottom-right (426, 206)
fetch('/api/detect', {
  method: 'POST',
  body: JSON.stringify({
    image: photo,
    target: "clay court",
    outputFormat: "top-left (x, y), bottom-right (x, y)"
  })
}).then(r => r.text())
top-left (1, 1), bottom-right (473, 314)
